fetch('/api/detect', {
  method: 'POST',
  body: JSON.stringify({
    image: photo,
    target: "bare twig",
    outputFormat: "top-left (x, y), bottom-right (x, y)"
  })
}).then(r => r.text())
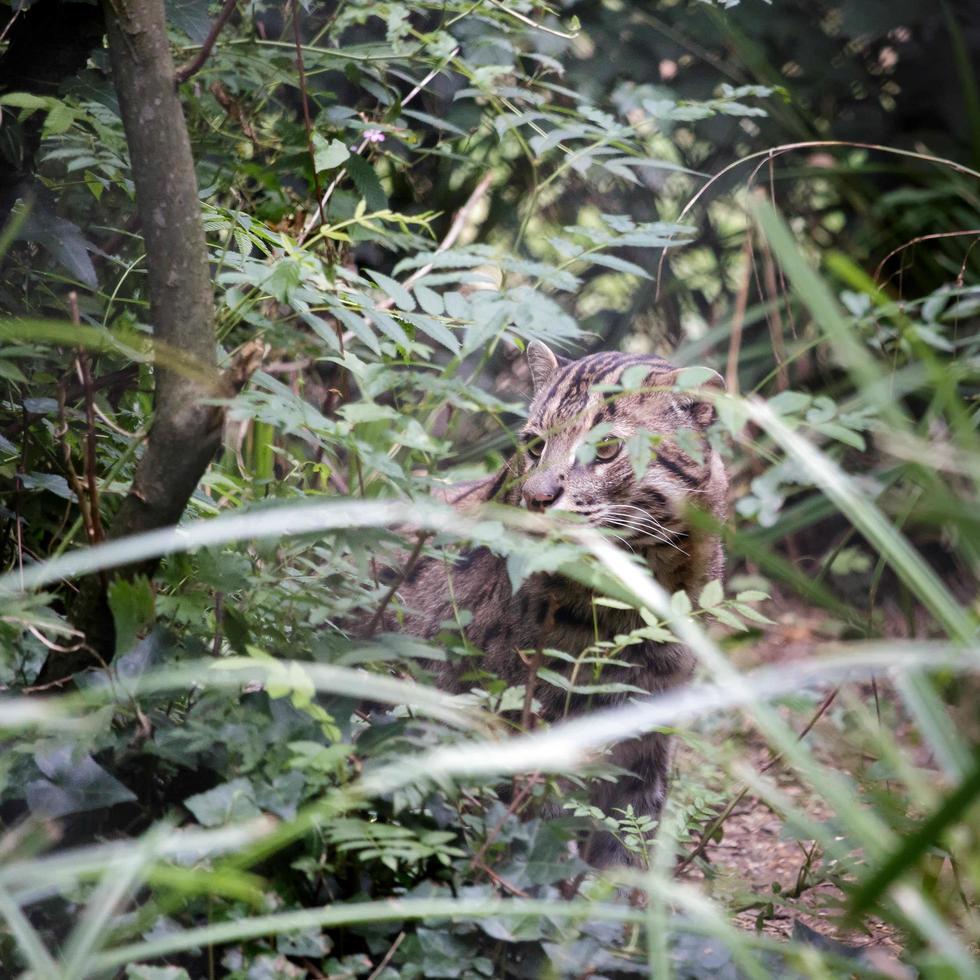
top-left (211, 591), bottom-right (225, 658)
top-left (175, 0), bottom-right (238, 84)
top-left (290, 0), bottom-right (325, 229)
top-left (759, 237), bottom-right (789, 391)
top-left (472, 857), bottom-right (530, 897)
top-left (469, 772), bottom-right (542, 872)
top-left (365, 931), bottom-right (405, 980)
top-left (72, 296), bottom-right (105, 546)
top-left (873, 229), bottom-right (980, 287)
top-left (57, 375), bottom-right (97, 548)
top-left (725, 232), bottom-right (753, 394)
top-left (363, 532), bottom-right (429, 637)
top-left (656, 140), bottom-right (980, 300)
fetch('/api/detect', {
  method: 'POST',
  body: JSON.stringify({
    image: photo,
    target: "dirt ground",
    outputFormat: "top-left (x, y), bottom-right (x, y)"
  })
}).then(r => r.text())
top-left (673, 592), bottom-right (924, 978)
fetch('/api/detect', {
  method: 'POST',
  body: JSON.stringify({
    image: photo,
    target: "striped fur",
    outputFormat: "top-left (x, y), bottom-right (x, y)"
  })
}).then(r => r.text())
top-left (376, 343), bottom-right (728, 865)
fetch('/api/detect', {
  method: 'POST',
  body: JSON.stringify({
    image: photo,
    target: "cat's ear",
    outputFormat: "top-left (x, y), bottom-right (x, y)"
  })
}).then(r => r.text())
top-left (526, 340), bottom-right (561, 393)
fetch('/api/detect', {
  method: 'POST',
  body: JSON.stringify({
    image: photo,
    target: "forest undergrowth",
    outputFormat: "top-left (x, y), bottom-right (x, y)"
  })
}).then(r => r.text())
top-left (0, 1), bottom-right (978, 978)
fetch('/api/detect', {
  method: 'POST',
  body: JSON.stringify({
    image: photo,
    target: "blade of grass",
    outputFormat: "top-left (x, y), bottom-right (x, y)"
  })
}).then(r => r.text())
top-left (58, 840), bottom-right (153, 979)
top-left (743, 398), bottom-right (975, 643)
top-left (848, 749), bottom-right (980, 919)
top-left (0, 882), bottom-right (60, 979)
top-left (895, 670), bottom-right (975, 779)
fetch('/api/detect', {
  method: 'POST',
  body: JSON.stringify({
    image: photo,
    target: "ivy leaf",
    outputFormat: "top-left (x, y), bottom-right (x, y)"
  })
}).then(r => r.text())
top-left (19, 472), bottom-right (76, 500)
top-left (184, 777), bottom-right (262, 827)
top-left (18, 202), bottom-right (97, 288)
top-left (312, 135), bottom-right (350, 172)
top-left (27, 745), bottom-right (137, 818)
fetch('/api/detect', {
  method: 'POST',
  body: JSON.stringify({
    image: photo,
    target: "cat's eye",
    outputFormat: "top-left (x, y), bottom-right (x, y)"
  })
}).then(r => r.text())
top-left (593, 438), bottom-right (622, 462)
top-left (523, 434), bottom-right (544, 459)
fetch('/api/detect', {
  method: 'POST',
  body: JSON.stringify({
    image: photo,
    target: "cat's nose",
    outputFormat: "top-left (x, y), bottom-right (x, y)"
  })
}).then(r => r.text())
top-left (523, 474), bottom-right (563, 511)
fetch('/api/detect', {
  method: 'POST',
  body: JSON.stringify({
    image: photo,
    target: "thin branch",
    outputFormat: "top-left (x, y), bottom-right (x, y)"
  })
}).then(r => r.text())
top-left (175, 0), bottom-right (238, 84)
top-left (365, 931), bottom-right (405, 980)
top-left (725, 232), bottom-right (753, 395)
top-left (73, 299), bottom-right (105, 546)
top-left (290, 0), bottom-right (325, 229)
top-left (379, 171), bottom-right (495, 307)
top-left (363, 532), bottom-right (429, 637)
top-left (656, 140), bottom-right (980, 299)
top-left (873, 229), bottom-right (980, 286)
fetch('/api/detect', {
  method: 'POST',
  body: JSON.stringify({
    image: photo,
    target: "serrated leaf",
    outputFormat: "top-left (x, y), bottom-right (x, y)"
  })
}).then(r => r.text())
top-left (346, 154), bottom-right (388, 212)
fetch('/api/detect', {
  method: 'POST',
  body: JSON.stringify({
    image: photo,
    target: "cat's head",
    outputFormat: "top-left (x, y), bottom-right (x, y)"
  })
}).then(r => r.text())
top-left (517, 341), bottom-right (728, 545)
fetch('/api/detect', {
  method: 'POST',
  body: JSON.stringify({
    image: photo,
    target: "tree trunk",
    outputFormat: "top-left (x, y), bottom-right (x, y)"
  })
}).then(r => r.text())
top-left (48, 0), bottom-right (225, 675)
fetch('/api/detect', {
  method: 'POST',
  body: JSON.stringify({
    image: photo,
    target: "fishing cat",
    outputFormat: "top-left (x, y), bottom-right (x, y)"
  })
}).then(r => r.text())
top-left (378, 342), bottom-right (728, 865)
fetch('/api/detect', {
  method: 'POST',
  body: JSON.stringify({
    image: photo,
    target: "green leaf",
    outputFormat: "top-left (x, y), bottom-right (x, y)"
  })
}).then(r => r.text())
top-left (768, 390), bottom-right (811, 415)
top-left (126, 967), bottom-right (192, 980)
top-left (108, 576), bottom-right (156, 658)
top-left (414, 282), bottom-right (444, 315)
top-left (183, 778), bottom-right (262, 827)
top-left (0, 91), bottom-right (53, 111)
top-left (581, 252), bottom-right (651, 278)
top-left (670, 590), bottom-right (692, 616)
top-left (312, 135), bottom-right (350, 172)
top-left (346, 153), bottom-right (388, 211)
top-left (675, 366), bottom-right (718, 389)
top-left (19, 471), bottom-right (76, 500)
top-left (400, 312), bottom-right (460, 353)
top-left (698, 579), bottom-right (723, 609)
top-left (27, 745), bottom-right (137, 818)
top-left (368, 269), bottom-right (416, 311)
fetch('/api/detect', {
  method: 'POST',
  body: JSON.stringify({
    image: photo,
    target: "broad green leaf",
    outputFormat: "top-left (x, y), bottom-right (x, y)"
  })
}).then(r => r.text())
top-left (312, 135), bottom-right (350, 172)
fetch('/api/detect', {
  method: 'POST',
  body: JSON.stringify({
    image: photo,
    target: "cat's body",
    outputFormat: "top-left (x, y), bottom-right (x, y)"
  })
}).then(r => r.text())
top-left (376, 344), bottom-right (728, 865)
